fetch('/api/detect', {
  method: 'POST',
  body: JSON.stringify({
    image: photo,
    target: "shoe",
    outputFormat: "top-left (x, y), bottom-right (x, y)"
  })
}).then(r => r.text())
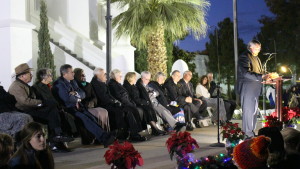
top-left (52, 135), bottom-right (75, 143)
top-left (186, 122), bottom-right (194, 131)
top-left (174, 122), bottom-right (186, 132)
top-left (103, 134), bottom-right (116, 148)
top-left (152, 129), bottom-right (167, 136)
top-left (193, 119), bottom-right (202, 128)
top-left (116, 129), bottom-right (129, 140)
top-left (129, 134), bottom-right (147, 142)
top-left (49, 142), bottom-right (71, 153)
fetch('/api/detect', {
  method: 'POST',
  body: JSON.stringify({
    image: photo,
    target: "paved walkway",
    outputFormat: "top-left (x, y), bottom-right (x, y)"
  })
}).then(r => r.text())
top-left (54, 120), bottom-right (262, 169)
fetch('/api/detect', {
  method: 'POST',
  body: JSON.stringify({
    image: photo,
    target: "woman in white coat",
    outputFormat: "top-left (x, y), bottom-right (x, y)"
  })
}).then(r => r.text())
top-left (195, 75), bottom-right (227, 123)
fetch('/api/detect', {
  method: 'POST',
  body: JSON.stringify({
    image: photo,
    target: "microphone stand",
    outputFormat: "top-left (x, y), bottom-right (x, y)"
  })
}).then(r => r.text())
top-left (262, 54), bottom-right (274, 116)
top-left (210, 83), bottom-right (225, 147)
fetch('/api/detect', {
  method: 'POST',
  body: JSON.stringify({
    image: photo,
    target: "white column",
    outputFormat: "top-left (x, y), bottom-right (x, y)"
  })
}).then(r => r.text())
top-left (67, 0), bottom-right (90, 38)
top-left (0, 0), bottom-right (35, 90)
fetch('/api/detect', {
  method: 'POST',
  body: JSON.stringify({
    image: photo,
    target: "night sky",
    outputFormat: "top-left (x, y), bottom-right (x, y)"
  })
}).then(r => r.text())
top-left (178, 0), bottom-right (274, 52)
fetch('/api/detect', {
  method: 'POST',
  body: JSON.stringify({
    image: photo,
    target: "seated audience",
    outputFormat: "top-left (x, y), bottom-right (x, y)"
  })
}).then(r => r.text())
top-left (8, 122), bottom-right (54, 169)
top-left (0, 84), bottom-right (33, 136)
top-left (52, 64), bottom-right (114, 147)
top-left (195, 75), bottom-right (227, 123)
top-left (108, 69), bottom-right (147, 141)
top-left (8, 63), bottom-right (73, 143)
top-left (178, 71), bottom-right (207, 127)
top-left (123, 72), bottom-right (167, 135)
top-left (149, 72), bottom-right (182, 115)
top-left (74, 68), bottom-right (110, 131)
top-left (164, 70), bottom-right (201, 131)
top-left (91, 68), bottom-right (143, 141)
top-left (136, 71), bottom-right (185, 132)
top-left (233, 135), bottom-right (271, 169)
top-left (0, 133), bottom-right (14, 169)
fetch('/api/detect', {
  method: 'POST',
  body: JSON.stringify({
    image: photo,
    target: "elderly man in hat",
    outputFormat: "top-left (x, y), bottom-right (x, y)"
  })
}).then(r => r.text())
top-left (8, 63), bottom-right (74, 144)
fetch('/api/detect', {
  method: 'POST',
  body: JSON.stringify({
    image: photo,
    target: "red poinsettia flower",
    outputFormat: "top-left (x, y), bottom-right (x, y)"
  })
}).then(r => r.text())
top-left (104, 141), bottom-right (144, 169)
top-left (221, 122), bottom-right (245, 142)
top-left (166, 131), bottom-right (199, 160)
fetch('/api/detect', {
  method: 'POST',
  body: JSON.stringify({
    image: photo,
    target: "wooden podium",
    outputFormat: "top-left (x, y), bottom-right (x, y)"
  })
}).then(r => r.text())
top-left (263, 77), bottom-right (290, 121)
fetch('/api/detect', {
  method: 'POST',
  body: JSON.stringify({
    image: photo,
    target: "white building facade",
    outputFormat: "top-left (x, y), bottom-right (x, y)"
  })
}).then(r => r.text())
top-left (0, 0), bottom-right (135, 90)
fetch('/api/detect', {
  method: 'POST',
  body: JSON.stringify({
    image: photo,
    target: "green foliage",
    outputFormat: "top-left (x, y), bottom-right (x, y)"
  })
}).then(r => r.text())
top-left (37, 0), bottom-right (56, 79)
top-left (134, 48), bottom-right (148, 73)
top-left (112, 0), bottom-right (210, 49)
top-left (205, 18), bottom-right (246, 98)
top-left (257, 0), bottom-right (300, 73)
top-left (172, 46), bottom-right (199, 87)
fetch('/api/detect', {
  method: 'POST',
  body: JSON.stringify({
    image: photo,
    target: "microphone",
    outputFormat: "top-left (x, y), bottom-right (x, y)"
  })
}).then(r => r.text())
top-left (263, 53), bottom-right (277, 55)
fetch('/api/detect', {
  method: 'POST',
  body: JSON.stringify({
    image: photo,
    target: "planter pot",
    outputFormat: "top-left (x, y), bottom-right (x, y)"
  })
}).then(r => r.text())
top-left (225, 139), bottom-right (240, 156)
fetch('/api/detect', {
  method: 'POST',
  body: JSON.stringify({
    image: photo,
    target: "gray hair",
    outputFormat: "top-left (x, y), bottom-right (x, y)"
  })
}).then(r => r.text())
top-left (93, 67), bottom-right (104, 75)
top-left (247, 40), bottom-right (261, 50)
top-left (171, 70), bottom-right (180, 75)
top-left (36, 68), bottom-right (52, 82)
top-left (60, 64), bottom-right (72, 77)
top-left (141, 71), bottom-right (151, 78)
top-left (109, 69), bottom-right (121, 80)
top-left (183, 70), bottom-right (192, 76)
top-left (154, 72), bottom-right (166, 80)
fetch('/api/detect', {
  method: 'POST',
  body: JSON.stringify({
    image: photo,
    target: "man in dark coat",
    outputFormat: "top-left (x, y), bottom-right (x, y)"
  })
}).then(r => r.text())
top-left (164, 70), bottom-right (201, 131)
top-left (179, 70), bottom-right (207, 128)
top-left (52, 64), bottom-right (114, 147)
top-left (91, 68), bottom-right (146, 141)
top-left (236, 40), bottom-right (267, 137)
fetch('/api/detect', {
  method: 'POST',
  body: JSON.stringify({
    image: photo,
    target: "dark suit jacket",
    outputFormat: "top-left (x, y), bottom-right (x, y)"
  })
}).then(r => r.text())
top-left (178, 79), bottom-right (196, 98)
top-left (0, 85), bottom-right (16, 113)
top-left (123, 79), bottom-right (149, 106)
top-left (52, 77), bottom-right (85, 108)
top-left (76, 81), bottom-right (97, 108)
top-left (90, 77), bottom-right (117, 107)
top-left (32, 82), bottom-right (59, 108)
top-left (163, 77), bottom-right (186, 106)
top-left (236, 51), bottom-right (263, 96)
top-left (108, 79), bottom-right (136, 107)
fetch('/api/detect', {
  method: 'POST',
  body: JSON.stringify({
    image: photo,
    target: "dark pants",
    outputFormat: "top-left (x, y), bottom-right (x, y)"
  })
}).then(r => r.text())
top-left (67, 108), bottom-right (109, 142)
top-left (122, 105), bottom-right (145, 131)
top-left (239, 82), bottom-right (262, 137)
top-left (25, 106), bottom-right (61, 130)
top-left (105, 105), bottom-right (142, 133)
top-left (183, 99), bottom-right (206, 122)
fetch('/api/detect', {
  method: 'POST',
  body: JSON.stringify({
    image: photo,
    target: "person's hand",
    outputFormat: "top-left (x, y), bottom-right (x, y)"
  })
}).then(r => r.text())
top-left (262, 74), bottom-right (271, 81)
top-left (185, 97), bottom-right (192, 103)
top-left (69, 91), bottom-right (77, 95)
top-left (194, 98), bottom-right (202, 104)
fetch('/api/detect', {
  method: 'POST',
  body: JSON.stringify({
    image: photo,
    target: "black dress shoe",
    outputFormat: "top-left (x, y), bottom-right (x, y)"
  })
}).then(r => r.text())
top-left (52, 135), bottom-right (75, 143)
top-left (152, 129), bottom-right (167, 136)
top-left (193, 119), bottom-right (202, 128)
top-left (174, 122), bottom-right (186, 132)
top-left (129, 134), bottom-right (147, 142)
top-left (186, 122), bottom-right (194, 131)
top-left (103, 134), bottom-right (116, 148)
top-left (49, 142), bottom-right (71, 153)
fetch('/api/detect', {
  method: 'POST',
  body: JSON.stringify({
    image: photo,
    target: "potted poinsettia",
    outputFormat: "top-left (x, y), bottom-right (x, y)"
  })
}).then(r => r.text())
top-left (104, 141), bottom-right (144, 169)
top-left (166, 131), bottom-right (199, 160)
top-left (221, 122), bottom-right (245, 156)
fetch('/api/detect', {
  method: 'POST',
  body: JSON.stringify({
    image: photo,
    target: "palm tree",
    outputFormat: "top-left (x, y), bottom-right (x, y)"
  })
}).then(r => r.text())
top-left (112, 0), bottom-right (210, 76)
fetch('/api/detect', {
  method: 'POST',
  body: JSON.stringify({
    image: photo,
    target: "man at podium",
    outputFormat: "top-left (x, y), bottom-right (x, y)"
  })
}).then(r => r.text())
top-left (236, 40), bottom-right (268, 137)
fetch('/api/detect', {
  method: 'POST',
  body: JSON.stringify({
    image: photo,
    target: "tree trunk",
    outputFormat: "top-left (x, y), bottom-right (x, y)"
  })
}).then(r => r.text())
top-left (147, 23), bottom-right (167, 78)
